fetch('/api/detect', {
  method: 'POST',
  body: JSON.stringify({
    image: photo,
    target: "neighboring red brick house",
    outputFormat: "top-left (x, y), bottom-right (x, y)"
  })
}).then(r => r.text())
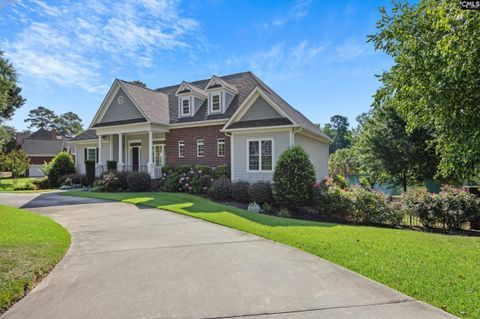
top-left (69, 72), bottom-right (331, 182)
top-left (18, 128), bottom-right (70, 177)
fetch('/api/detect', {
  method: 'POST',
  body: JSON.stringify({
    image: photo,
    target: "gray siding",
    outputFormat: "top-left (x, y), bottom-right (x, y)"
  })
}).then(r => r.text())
top-left (225, 92), bottom-right (234, 110)
top-left (232, 130), bottom-right (290, 182)
top-left (240, 96), bottom-right (282, 121)
top-left (100, 88), bottom-right (145, 123)
top-left (194, 97), bottom-right (203, 114)
top-left (74, 142), bottom-right (109, 174)
top-left (294, 133), bottom-right (329, 180)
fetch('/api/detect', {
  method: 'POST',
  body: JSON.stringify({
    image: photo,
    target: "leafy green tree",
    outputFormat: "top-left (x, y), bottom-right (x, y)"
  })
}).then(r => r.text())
top-left (25, 107), bottom-right (83, 136)
top-left (3, 149), bottom-right (30, 179)
top-left (360, 104), bottom-right (438, 192)
top-left (323, 115), bottom-right (352, 153)
top-left (131, 80), bottom-right (147, 87)
top-left (0, 51), bottom-right (25, 120)
top-left (368, 0), bottom-right (480, 180)
top-left (328, 147), bottom-right (358, 178)
top-left (25, 106), bottom-right (56, 130)
top-left (0, 125), bottom-right (16, 153)
top-left (273, 146), bottom-right (316, 209)
top-left (53, 112), bottom-right (83, 136)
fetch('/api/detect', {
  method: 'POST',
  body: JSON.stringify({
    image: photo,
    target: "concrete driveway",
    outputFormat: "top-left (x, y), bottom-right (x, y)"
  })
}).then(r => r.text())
top-left (0, 192), bottom-right (456, 319)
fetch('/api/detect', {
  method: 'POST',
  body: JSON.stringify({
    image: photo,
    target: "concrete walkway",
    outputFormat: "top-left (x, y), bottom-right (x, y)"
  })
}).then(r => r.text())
top-left (0, 192), bottom-right (456, 319)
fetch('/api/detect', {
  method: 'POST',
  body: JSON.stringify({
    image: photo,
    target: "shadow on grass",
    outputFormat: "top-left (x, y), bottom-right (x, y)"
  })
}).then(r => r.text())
top-left (123, 193), bottom-right (336, 228)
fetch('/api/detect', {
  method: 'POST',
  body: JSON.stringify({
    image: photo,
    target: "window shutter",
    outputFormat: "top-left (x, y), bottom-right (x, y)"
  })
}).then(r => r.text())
top-left (84, 148), bottom-right (87, 161)
top-left (96, 148), bottom-right (99, 163)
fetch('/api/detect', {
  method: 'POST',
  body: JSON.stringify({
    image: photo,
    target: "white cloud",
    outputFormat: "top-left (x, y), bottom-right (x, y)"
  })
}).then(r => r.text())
top-left (3, 0), bottom-right (201, 93)
top-left (227, 40), bottom-right (326, 81)
top-left (262, 0), bottom-right (312, 29)
top-left (334, 39), bottom-right (368, 61)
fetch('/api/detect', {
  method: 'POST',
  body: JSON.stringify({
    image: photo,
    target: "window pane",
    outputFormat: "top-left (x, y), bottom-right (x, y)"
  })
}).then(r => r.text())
top-left (248, 141), bottom-right (259, 170)
top-left (261, 140), bottom-right (272, 170)
top-left (217, 139), bottom-right (225, 156)
top-left (178, 141), bottom-right (185, 157)
top-left (182, 99), bottom-right (189, 114)
top-left (197, 140), bottom-right (204, 157)
top-left (212, 95), bottom-right (220, 111)
top-left (87, 148), bottom-right (96, 160)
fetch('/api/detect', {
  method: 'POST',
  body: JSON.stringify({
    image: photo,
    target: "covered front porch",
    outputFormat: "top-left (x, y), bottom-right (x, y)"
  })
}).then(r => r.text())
top-left (94, 123), bottom-right (169, 178)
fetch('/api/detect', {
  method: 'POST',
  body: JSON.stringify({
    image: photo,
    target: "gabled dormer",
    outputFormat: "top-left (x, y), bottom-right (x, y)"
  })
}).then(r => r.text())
top-left (205, 76), bottom-right (239, 115)
top-left (175, 81), bottom-right (207, 118)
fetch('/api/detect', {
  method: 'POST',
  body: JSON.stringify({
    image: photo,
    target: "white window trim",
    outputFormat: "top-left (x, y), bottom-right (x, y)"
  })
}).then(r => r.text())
top-left (128, 139), bottom-right (142, 167)
top-left (86, 147), bottom-right (97, 161)
top-left (217, 138), bottom-right (225, 157)
top-left (210, 93), bottom-right (222, 114)
top-left (197, 139), bottom-right (204, 157)
top-left (178, 140), bottom-right (185, 158)
top-left (246, 138), bottom-right (274, 173)
top-left (179, 97), bottom-right (191, 117)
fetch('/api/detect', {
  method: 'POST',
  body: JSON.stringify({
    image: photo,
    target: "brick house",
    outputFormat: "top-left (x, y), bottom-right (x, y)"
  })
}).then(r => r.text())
top-left (18, 128), bottom-right (70, 177)
top-left (69, 72), bottom-right (331, 182)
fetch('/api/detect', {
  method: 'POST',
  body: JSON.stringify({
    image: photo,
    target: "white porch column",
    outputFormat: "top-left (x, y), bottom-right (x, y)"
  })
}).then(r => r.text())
top-left (147, 130), bottom-right (154, 178)
top-left (109, 134), bottom-right (113, 161)
top-left (118, 133), bottom-right (124, 171)
top-left (97, 135), bottom-right (102, 165)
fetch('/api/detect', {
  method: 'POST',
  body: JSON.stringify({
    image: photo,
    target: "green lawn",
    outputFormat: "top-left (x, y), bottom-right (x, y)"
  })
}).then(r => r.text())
top-left (0, 205), bottom-right (70, 314)
top-left (64, 191), bottom-right (479, 319)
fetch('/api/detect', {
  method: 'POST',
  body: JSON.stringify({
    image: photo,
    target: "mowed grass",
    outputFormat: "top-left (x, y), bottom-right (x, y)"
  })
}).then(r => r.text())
top-left (64, 191), bottom-right (480, 319)
top-left (0, 205), bottom-right (70, 314)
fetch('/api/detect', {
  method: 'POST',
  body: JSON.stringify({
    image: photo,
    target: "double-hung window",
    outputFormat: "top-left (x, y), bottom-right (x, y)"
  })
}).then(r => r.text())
top-left (248, 139), bottom-right (273, 171)
top-left (178, 141), bottom-right (185, 158)
top-left (197, 139), bottom-right (204, 157)
top-left (211, 94), bottom-right (221, 112)
top-left (181, 98), bottom-right (190, 116)
top-left (217, 138), bottom-right (225, 157)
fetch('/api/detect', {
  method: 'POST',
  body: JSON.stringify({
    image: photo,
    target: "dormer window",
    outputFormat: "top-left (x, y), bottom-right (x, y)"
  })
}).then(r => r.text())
top-left (211, 94), bottom-right (221, 113)
top-left (181, 98), bottom-right (190, 116)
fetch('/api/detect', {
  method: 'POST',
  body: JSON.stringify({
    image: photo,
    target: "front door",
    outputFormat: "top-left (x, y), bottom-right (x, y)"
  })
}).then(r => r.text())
top-left (132, 147), bottom-right (140, 171)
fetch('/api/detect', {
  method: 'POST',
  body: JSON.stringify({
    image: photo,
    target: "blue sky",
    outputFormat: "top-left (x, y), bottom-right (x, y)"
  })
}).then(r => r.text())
top-left (0, 0), bottom-right (392, 131)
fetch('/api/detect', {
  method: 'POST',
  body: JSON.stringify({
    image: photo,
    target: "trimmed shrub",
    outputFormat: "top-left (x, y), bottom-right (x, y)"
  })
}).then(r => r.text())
top-left (332, 174), bottom-right (348, 189)
top-left (214, 164), bottom-right (229, 178)
top-left (249, 181), bottom-right (273, 204)
top-left (162, 170), bottom-right (182, 192)
top-left (402, 189), bottom-right (442, 228)
top-left (348, 186), bottom-right (399, 224)
top-left (48, 152), bottom-right (75, 186)
top-left (95, 172), bottom-right (120, 192)
top-left (14, 181), bottom-right (35, 191)
top-left (210, 177), bottom-right (232, 200)
top-left (195, 164), bottom-right (212, 175)
top-left (127, 172), bottom-right (151, 192)
top-left (85, 160), bottom-right (96, 186)
top-left (273, 146), bottom-right (316, 209)
top-left (190, 173), bottom-right (212, 195)
top-left (313, 183), bottom-right (353, 220)
top-left (176, 165), bottom-right (192, 175)
top-left (161, 164), bottom-right (175, 175)
top-left (232, 180), bottom-right (250, 203)
top-left (438, 186), bottom-right (480, 230)
top-left (107, 160), bottom-right (117, 171)
top-left (116, 171), bottom-right (129, 190)
top-left (33, 177), bottom-right (51, 189)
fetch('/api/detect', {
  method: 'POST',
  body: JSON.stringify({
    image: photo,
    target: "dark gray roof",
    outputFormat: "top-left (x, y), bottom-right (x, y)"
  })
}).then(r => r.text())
top-left (70, 129), bottom-right (98, 141)
top-left (75, 72), bottom-right (330, 142)
top-left (21, 139), bottom-right (66, 155)
top-left (118, 80), bottom-right (170, 125)
top-left (227, 118), bottom-right (292, 129)
top-left (156, 71), bottom-right (258, 124)
top-left (92, 118), bottom-right (147, 128)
